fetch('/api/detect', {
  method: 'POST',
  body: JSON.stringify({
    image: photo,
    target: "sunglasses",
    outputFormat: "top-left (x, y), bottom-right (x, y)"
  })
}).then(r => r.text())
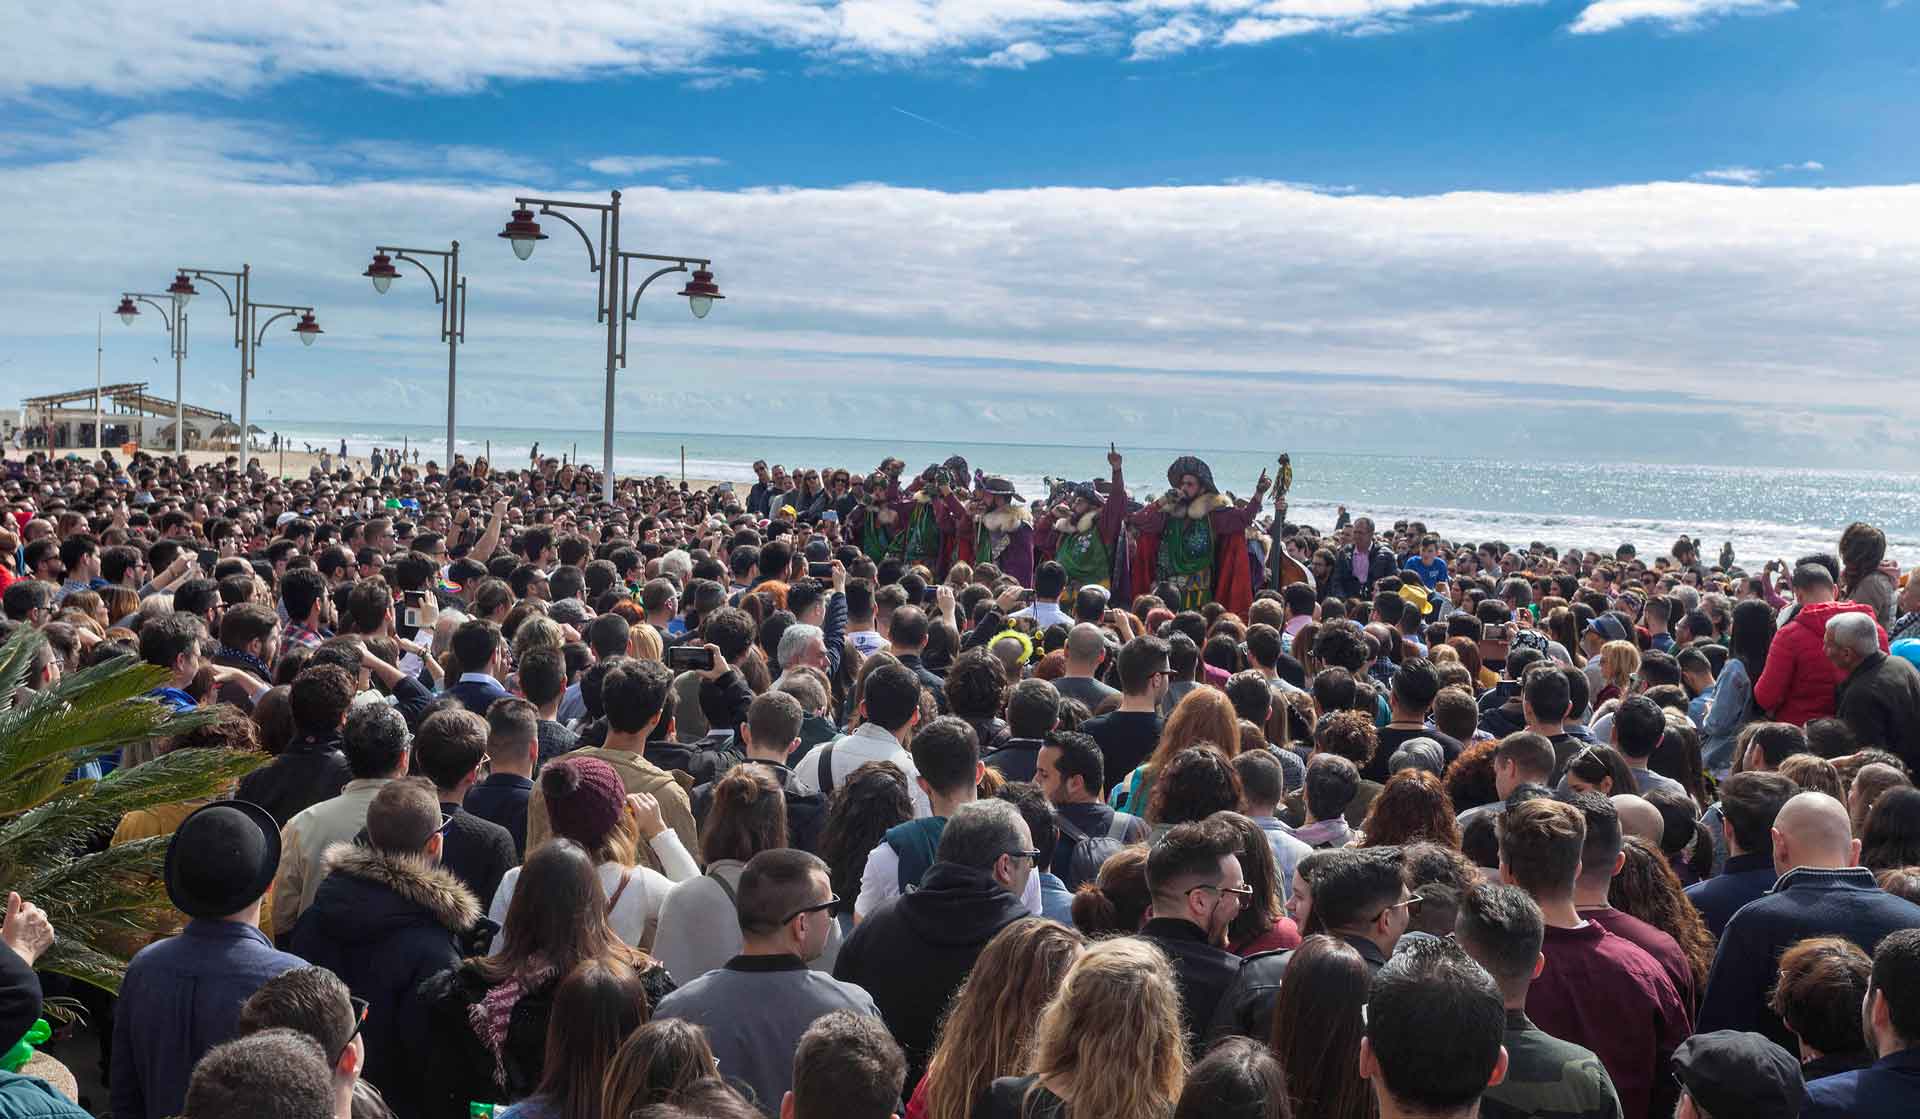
top-left (1188, 883), bottom-right (1256, 905)
top-left (780, 894), bottom-right (840, 924)
top-left (336, 996), bottom-right (370, 1064)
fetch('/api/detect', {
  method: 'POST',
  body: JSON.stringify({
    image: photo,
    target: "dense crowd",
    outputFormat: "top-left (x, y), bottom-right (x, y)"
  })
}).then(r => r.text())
top-left (3, 443), bottom-right (1920, 1119)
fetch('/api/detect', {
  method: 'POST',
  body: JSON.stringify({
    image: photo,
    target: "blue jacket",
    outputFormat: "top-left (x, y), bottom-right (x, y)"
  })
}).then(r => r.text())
top-left (1682, 851), bottom-right (1777, 938)
top-left (1697, 867), bottom-right (1920, 1047)
top-left (110, 919), bottom-right (306, 1119)
top-left (1804, 1046), bottom-right (1920, 1119)
top-left (0, 1071), bottom-right (89, 1119)
top-left (447, 673), bottom-right (510, 717)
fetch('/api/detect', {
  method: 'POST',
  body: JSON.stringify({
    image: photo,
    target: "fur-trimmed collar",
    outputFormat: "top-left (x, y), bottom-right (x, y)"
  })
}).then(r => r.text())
top-left (1159, 493), bottom-right (1230, 519)
top-left (1053, 510), bottom-right (1100, 535)
top-left (980, 504), bottom-right (1031, 533)
top-left (323, 843), bottom-right (482, 932)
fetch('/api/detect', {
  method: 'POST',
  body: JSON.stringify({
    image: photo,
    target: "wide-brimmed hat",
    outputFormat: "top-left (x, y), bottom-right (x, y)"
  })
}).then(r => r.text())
top-left (165, 801), bottom-right (282, 919)
top-left (1166, 456), bottom-right (1216, 494)
top-left (980, 477), bottom-right (1023, 501)
top-left (1397, 583), bottom-right (1435, 616)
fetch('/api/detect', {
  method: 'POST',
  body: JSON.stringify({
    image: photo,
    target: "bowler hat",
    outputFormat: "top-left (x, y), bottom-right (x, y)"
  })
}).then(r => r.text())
top-left (164, 801), bottom-right (282, 920)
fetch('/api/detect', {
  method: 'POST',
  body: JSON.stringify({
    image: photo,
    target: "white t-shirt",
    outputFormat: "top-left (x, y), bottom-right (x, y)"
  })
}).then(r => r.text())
top-left (486, 832), bottom-right (698, 954)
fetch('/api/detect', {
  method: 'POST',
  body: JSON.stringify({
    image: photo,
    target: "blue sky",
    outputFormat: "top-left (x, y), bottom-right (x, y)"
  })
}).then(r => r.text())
top-left (4, 0), bottom-right (1920, 466)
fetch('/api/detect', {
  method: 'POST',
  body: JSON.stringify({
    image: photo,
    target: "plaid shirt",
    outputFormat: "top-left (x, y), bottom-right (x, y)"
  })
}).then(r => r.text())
top-left (284, 621), bottom-right (325, 650)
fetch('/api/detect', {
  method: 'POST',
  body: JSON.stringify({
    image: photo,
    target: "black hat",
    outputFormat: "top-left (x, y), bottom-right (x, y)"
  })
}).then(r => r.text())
top-left (164, 801), bottom-right (282, 920)
top-left (1671, 1031), bottom-right (1805, 1119)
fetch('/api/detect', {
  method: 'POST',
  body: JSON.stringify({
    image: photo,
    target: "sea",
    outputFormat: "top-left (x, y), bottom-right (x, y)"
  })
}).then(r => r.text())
top-left (272, 421), bottom-right (1920, 568)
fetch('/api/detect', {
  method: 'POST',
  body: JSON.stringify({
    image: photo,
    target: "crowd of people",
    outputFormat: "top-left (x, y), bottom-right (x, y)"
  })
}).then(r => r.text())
top-left (3, 442), bottom-right (1920, 1119)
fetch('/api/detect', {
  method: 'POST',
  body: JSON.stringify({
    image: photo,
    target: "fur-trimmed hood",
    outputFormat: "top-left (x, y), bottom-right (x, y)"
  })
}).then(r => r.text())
top-left (979, 503), bottom-right (1032, 533)
top-left (1157, 492), bottom-right (1231, 519)
top-left (317, 842), bottom-right (482, 933)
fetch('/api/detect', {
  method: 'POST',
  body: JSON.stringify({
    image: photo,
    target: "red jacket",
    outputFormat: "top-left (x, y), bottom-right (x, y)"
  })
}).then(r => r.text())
top-left (1752, 600), bottom-right (1887, 726)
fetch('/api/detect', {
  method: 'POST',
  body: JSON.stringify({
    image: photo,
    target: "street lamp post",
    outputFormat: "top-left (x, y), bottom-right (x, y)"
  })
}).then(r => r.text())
top-left (363, 241), bottom-right (465, 469)
top-left (496, 190), bottom-right (722, 500)
top-left (176, 264), bottom-right (323, 459)
top-left (113, 292), bottom-right (189, 453)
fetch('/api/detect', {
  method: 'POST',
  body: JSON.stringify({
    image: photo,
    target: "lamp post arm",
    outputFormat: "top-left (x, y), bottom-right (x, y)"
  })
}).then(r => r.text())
top-left (249, 306), bottom-right (308, 349)
top-left (390, 253), bottom-right (446, 305)
top-left (125, 295), bottom-right (177, 333)
top-left (617, 264), bottom-right (685, 366)
top-left (181, 267), bottom-right (246, 350)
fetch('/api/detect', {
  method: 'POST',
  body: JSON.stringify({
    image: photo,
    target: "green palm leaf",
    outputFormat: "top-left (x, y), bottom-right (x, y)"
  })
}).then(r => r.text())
top-left (0, 629), bottom-right (269, 992)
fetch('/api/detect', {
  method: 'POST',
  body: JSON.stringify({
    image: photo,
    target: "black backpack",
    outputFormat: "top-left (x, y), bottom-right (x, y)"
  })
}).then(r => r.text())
top-left (1056, 810), bottom-right (1139, 891)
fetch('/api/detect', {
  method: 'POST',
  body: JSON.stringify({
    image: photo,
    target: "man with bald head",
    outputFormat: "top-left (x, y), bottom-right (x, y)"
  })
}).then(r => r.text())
top-left (1697, 791), bottom-right (1920, 1046)
top-left (1610, 794), bottom-right (1666, 849)
top-left (1051, 623), bottom-right (1118, 711)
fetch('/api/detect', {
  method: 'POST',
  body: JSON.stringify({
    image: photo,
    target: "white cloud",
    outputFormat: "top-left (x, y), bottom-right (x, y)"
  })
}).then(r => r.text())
top-left (11, 112), bottom-right (1920, 466)
top-left (584, 155), bottom-right (728, 176)
top-left (1130, 17), bottom-right (1212, 59)
top-left (1569, 0), bottom-right (1795, 34)
top-left (1693, 160), bottom-right (1823, 184)
top-left (1697, 166), bottom-right (1765, 184)
top-left (966, 40), bottom-right (1053, 68)
top-left (0, 0), bottom-right (1558, 95)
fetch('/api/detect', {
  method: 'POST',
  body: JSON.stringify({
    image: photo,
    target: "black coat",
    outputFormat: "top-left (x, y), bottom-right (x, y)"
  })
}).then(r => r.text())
top-left (1137, 918), bottom-right (1243, 1058)
top-left (236, 734), bottom-right (354, 826)
top-left (981, 739), bottom-right (1043, 783)
top-left (832, 862), bottom-right (1031, 1088)
top-left (1837, 652), bottom-right (1920, 771)
top-left (415, 959), bottom-right (675, 1119)
top-left (1328, 541), bottom-right (1398, 600)
top-left (289, 846), bottom-right (481, 1119)
top-left (435, 804), bottom-right (517, 914)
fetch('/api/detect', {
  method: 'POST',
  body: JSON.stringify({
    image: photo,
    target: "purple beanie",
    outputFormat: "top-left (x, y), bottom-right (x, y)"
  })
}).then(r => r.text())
top-left (541, 757), bottom-right (627, 849)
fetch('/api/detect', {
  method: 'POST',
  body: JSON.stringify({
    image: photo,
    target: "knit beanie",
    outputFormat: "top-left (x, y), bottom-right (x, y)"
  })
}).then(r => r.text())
top-left (541, 757), bottom-right (626, 850)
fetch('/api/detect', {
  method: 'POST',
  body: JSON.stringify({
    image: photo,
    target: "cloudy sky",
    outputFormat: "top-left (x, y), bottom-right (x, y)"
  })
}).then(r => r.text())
top-left (4, 0), bottom-right (1919, 466)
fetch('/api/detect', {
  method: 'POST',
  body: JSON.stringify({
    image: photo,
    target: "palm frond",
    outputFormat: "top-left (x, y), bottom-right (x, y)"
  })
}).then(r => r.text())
top-left (0, 748), bottom-right (263, 870)
top-left (0, 631), bottom-right (272, 992)
top-left (0, 652), bottom-right (216, 789)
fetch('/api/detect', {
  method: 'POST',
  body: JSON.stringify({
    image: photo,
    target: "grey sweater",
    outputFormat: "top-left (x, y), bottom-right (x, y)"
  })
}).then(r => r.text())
top-left (653, 955), bottom-right (879, 1113)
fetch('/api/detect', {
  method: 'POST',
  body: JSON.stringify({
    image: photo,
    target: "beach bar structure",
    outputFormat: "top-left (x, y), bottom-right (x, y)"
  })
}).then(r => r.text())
top-left (11, 383), bottom-right (241, 451)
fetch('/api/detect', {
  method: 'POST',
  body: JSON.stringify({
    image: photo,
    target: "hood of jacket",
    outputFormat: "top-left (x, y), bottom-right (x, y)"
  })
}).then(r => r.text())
top-left (1791, 598), bottom-right (1876, 637)
top-left (897, 862), bottom-right (1031, 948)
top-left (307, 843), bottom-right (481, 941)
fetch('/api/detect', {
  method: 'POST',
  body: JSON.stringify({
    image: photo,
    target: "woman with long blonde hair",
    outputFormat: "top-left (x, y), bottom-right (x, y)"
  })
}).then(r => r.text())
top-left (909, 919), bottom-right (1086, 1119)
top-left (978, 937), bottom-right (1187, 1119)
top-left (1110, 686), bottom-right (1240, 815)
top-left (1595, 640), bottom-right (1640, 707)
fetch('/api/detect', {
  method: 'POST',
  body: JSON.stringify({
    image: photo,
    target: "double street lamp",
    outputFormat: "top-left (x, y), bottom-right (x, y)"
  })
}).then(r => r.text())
top-left (169, 265), bottom-right (324, 458)
top-left (361, 241), bottom-right (465, 469)
top-left (496, 189), bottom-right (723, 500)
top-left (111, 285), bottom-right (190, 453)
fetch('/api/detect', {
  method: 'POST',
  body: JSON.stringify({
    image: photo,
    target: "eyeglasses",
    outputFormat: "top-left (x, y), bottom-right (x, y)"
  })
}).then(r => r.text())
top-left (336, 996), bottom-right (370, 1064)
top-left (1004, 849), bottom-right (1044, 863)
top-left (1376, 895), bottom-right (1423, 923)
top-left (1188, 883), bottom-right (1256, 906)
top-left (780, 894), bottom-right (840, 924)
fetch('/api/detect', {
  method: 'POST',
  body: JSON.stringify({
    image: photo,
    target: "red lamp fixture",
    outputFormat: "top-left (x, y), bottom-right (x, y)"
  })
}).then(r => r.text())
top-left (114, 297), bottom-right (139, 325)
top-left (499, 208), bottom-right (547, 260)
top-left (165, 271), bottom-right (198, 307)
top-left (364, 251), bottom-right (399, 294)
top-left (293, 311), bottom-right (324, 346)
top-left (678, 268), bottom-right (723, 319)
